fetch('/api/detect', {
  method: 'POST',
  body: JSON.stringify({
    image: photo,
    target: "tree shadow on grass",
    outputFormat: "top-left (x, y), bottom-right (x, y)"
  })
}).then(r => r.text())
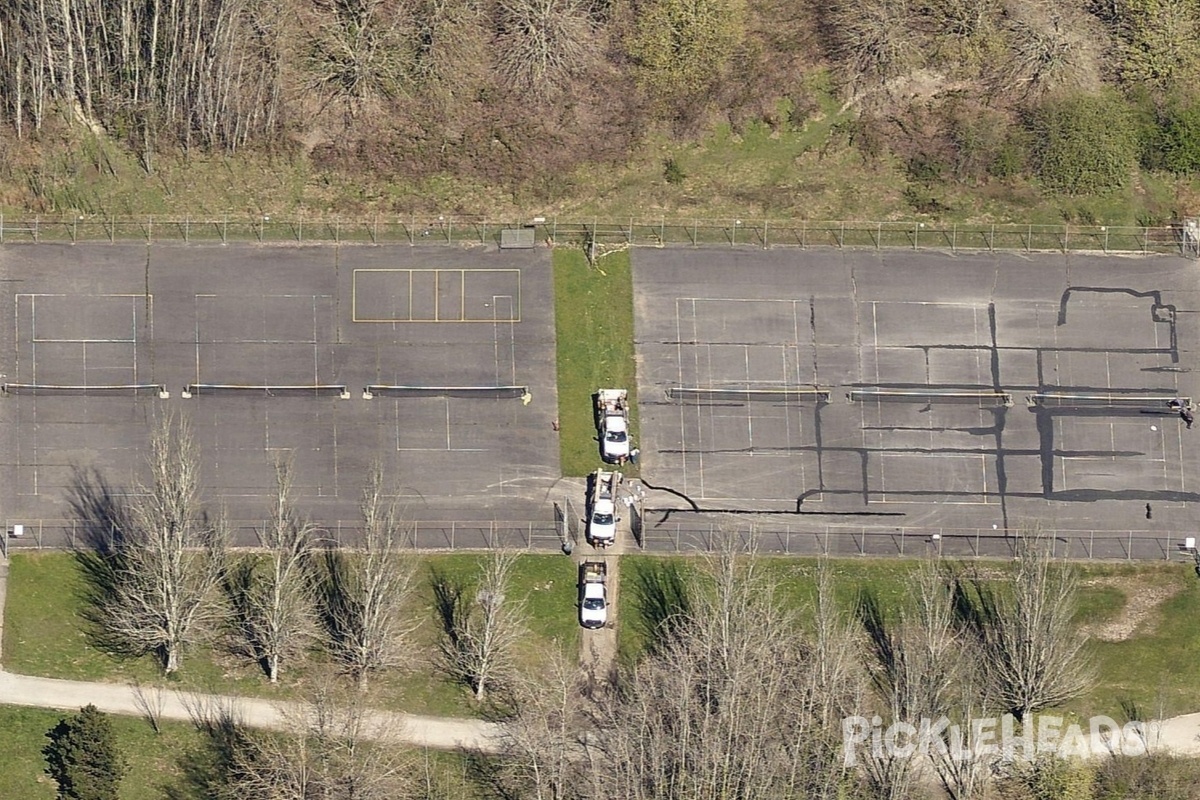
top-left (65, 466), bottom-right (141, 659)
top-left (627, 559), bottom-right (692, 656)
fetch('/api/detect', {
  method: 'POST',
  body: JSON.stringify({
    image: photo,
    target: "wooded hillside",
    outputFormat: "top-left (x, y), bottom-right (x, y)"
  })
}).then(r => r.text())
top-left (2, 0), bottom-right (1199, 216)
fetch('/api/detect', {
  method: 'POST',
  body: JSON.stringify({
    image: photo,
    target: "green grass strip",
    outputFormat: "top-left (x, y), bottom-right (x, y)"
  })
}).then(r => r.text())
top-left (552, 248), bottom-right (640, 477)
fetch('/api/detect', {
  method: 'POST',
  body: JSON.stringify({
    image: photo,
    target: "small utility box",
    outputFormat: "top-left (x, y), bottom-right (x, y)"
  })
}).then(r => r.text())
top-left (11, 524), bottom-right (23, 538)
top-left (500, 227), bottom-right (536, 249)
top-left (1187, 536), bottom-right (1196, 551)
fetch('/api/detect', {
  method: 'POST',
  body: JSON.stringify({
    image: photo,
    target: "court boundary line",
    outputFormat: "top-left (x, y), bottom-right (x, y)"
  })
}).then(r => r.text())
top-left (351, 268), bottom-right (522, 323)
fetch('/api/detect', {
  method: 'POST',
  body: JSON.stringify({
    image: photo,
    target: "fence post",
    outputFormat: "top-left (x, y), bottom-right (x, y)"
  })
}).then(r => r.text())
top-left (373, 212), bottom-right (379, 244)
top-left (628, 216), bottom-right (633, 244)
top-left (660, 217), bottom-right (665, 245)
top-left (296, 213), bottom-right (302, 243)
top-left (184, 215), bottom-right (190, 243)
top-left (731, 220), bottom-right (737, 247)
top-left (952, 223), bottom-right (957, 253)
top-left (34, 215), bottom-right (39, 243)
top-left (988, 223), bottom-right (994, 252)
top-left (876, 221), bottom-right (881, 249)
top-left (72, 215), bottom-right (78, 243)
top-left (1, 211), bottom-right (4, 243)
top-left (1128, 529), bottom-right (1134, 560)
top-left (335, 218), bottom-right (340, 243)
top-left (222, 214), bottom-right (228, 245)
top-left (838, 221), bottom-right (845, 248)
top-left (763, 218), bottom-right (768, 249)
top-left (801, 218), bottom-right (806, 249)
top-left (1102, 226), bottom-right (1108, 253)
top-left (1063, 224), bottom-right (1068, 253)
top-left (1143, 227), bottom-right (1148, 255)
top-left (1026, 224), bottom-right (1031, 253)
top-left (914, 222), bottom-right (920, 249)
top-left (147, 215), bottom-right (153, 244)
top-left (447, 217), bottom-right (453, 245)
top-left (692, 220), bottom-right (698, 247)
top-left (109, 214), bottom-right (115, 244)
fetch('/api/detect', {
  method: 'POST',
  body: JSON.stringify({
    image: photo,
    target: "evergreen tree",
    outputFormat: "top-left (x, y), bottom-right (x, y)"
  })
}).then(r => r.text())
top-left (43, 705), bottom-right (126, 800)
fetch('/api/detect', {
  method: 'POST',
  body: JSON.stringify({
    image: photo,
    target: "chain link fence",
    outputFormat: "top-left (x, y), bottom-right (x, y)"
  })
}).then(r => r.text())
top-left (3, 516), bottom-right (1189, 563)
top-left (0, 214), bottom-right (1187, 256)
top-left (1, 518), bottom-right (563, 556)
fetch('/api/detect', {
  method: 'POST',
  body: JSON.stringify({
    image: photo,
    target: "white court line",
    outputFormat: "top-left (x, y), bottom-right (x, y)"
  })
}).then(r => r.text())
top-left (877, 452), bottom-right (997, 505)
top-left (492, 296), bottom-right (517, 386)
top-left (392, 399), bottom-right (487, 454)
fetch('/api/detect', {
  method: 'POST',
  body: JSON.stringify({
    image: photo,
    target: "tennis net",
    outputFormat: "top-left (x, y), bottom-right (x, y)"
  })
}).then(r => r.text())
top-left (2, 383), bottom-right (168, 398)
top-left (364, 385), bottom-right (530, 400)
top-left (182, 384), bottom-right (350, 399)
top-left (666, 386), bottom-right (831, 404)
top-left (847, 388), bottom-right (1014, 407)
top-left (1026, 392), bottom-right (1189, 411)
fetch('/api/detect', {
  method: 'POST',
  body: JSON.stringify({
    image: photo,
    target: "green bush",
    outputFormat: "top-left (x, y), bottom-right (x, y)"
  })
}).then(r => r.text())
top-left (1027, 93), bottom-right (1136, 194)
top-left (43, 705), bottom-right (126, 800)
top-left (629, 0), bottom-right (746, 105)
top-left (1158, 100), bottom-right (1200, 174)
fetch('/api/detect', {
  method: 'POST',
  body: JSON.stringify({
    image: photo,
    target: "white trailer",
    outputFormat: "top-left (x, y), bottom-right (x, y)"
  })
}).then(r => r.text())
top-left (596, 389), bottom-right (631, 463)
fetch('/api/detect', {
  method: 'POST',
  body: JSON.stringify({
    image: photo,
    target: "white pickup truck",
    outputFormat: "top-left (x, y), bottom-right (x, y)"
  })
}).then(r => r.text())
top-left (579, 561), bottom-right (608, 629)
top-left (587, 469), bottom-right (621, 546)
top-left (596, 389), bottom-right (631, 463)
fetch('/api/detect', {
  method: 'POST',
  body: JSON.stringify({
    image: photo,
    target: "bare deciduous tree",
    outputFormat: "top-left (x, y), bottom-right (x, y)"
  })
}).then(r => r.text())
top-left (996, 0), bottom-right (1104, 99)
top-left (955, 531), bottom-right (1094, 722)
top-left (217, 678), bottom-right (411, 800)
top-left (823, 0), bottom-right (922, 95)
top-left (858, 558), bottom-right (960, 799)
top-left (318, 463), bottom-right (417, 687)
top-left (0, 0), bottom-right (282, 150)
top-left (585, 543), bottom-right (862, 800)
top-left (308, 0), bottom-right (410, 119)
top-left (227, 457), bottom-right (319, 683)
top-left (97, 411), bottom-right (227, 674)
top-left (437, 549), bottom-right (527, 702)
top-left (495, 0), bottom-right (597, 92)
top-left (493, 644), bottom-right (584, 800)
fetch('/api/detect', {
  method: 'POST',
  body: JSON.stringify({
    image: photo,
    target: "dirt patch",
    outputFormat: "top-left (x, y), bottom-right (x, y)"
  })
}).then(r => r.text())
top-left (1081, 577), bottom-right (1181, 642)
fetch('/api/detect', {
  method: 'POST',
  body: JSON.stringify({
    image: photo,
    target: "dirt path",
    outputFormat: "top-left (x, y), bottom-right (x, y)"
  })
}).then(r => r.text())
top-left (576, 481), bottom-right (633, 684)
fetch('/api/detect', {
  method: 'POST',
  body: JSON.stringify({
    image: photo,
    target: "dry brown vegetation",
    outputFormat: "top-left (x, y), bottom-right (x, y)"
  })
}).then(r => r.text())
top-left (2, 0), bottom-right (1200, 213)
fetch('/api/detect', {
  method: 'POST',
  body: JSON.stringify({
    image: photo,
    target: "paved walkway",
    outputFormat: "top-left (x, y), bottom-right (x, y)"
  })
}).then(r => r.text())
top-left (0, 669), bottom-right (504, 752)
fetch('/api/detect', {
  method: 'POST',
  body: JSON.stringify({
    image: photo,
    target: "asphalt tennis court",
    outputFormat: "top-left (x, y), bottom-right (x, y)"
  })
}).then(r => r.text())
top-left (633, 249), bottom-right (1200, 559)
top-left (0, 244), bottom-right (560, 548)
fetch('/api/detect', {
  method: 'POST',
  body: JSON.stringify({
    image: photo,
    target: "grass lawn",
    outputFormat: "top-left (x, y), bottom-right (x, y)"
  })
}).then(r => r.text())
top-left (3, 551), bottom-right (580, 717)
top-left (0, 703), bottom-right (478, 800)
top-left (618, 554), bottom-right (1200, 720)
top-left (552, 247), bottom-right (639, 477)
top-left (0, 705), bottom-right (202, 800)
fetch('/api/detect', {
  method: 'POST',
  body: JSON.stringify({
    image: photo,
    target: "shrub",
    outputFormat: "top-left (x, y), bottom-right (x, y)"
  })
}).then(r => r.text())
top-left (43, 705), bottom-right (126, 800)
top-left (1157, 99), bottom-right (1200, 174)
top-left (1027, 92), bottom-right (1136, 194)
top-left (628, 0), bottom-right (747, 105)
top-left (663, 158), bottom-right (686, 184)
